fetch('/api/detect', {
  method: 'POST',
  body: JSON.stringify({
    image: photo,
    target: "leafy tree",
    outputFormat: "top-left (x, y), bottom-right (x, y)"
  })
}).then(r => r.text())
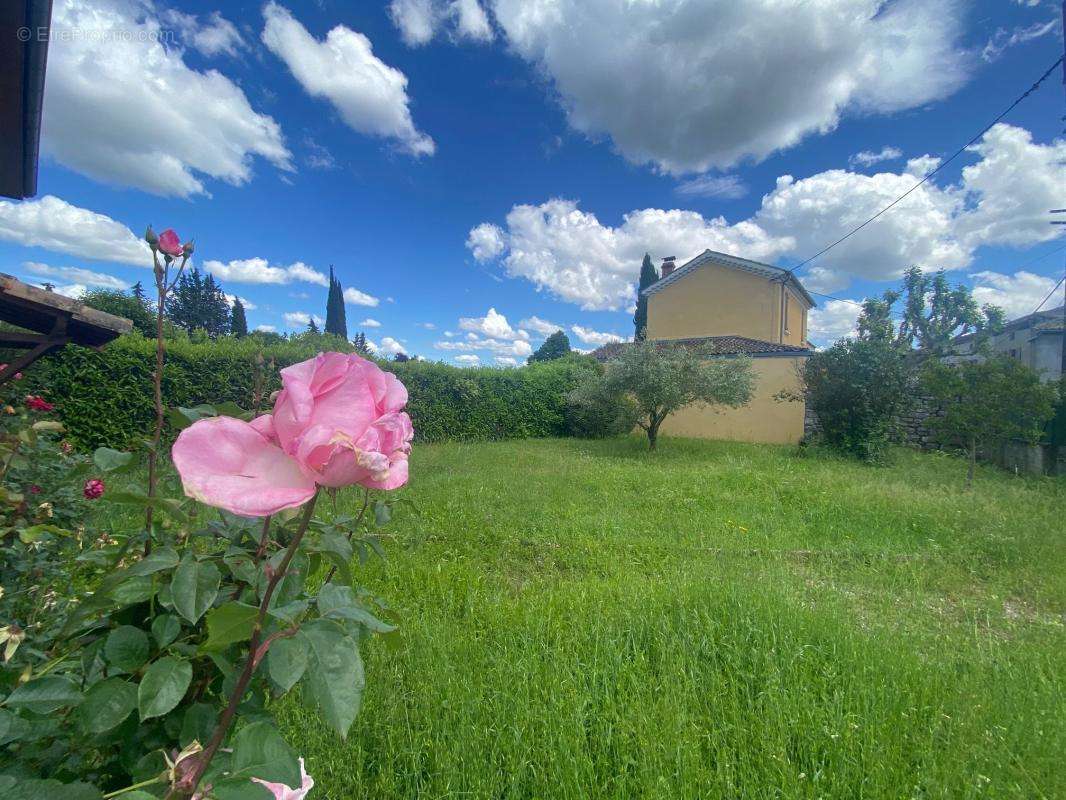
top-left (393, 352), bottom-right (411, 363)
top-left (528, 330), bottom-right (571, 363)
top-left (230, 296), bottom-right (248, 337)
top-left (324, 265), bottom-right (348, 339)
top-left (633, 253), bottom-right (658, 340)
top-left (307, 317), bottom-right (321, 335)
top-left (794, 338), bottom-right (911, 461)
top-left (921, 356), bottom-right (1057, 487)
top-left (582, 340), bottom-right (754, 449)
top-left (81, 288), bottom-right (156, 336)
top-left (566, 370), bottom-right (639, 438)
top-left (167, 268), bottom-right (231, 337)
top-left (858, 267), bottom-right (1003, 355)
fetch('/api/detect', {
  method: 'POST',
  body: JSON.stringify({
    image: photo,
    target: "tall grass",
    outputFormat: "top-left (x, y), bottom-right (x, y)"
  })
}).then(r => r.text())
top-left (271, 438), bottom-right (1064, 799)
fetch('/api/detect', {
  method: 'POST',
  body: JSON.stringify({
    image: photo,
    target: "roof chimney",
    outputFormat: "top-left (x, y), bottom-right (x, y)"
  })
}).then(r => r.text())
top-left (661, 256), bottom-right (677, 278)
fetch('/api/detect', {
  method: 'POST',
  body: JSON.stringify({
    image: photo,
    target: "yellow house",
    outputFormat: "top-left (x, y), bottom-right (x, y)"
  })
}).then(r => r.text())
top-left (597, 250), bottom-right (815, 445)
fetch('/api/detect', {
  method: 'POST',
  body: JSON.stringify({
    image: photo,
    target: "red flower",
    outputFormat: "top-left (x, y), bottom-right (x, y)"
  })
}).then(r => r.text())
top-left (25, 395), bottom-right (54, 412)
top-left (29, 485), bottom-right (41, 494)
top-left (83, 478), bottom-right (105, 500)
top-left (158, 229), bottom-right (183, 258)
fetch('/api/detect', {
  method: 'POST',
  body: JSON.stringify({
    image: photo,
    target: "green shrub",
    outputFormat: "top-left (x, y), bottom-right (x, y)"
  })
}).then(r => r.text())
top-left (800, 338), bottom-right (911, 461)
top-left (20, 335), bottom-right (597, 449)
top-left (565, 370), bottom-right (639, 438)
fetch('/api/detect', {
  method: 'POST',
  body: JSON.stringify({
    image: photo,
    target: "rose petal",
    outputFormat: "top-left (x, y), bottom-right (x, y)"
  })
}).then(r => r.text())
top-left (173, 417), bottom-right (316, 517)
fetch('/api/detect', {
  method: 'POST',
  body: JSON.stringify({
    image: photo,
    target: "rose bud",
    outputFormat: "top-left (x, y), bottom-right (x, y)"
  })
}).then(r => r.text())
top-left (158, 229), bottom-right (183, 259)
top-left (145, 225), bottom-right (159, 248)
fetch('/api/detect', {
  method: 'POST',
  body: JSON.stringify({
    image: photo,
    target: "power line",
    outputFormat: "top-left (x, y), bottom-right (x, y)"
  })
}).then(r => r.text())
top-left (1031, 273), bottom-right (1065, 315)
top-left (790, 55), bottom-right (1064, 274)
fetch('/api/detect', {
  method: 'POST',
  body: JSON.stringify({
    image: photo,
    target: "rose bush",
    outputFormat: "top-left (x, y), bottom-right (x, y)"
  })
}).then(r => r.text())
top-left (0, 214), bottom-right (409, 800)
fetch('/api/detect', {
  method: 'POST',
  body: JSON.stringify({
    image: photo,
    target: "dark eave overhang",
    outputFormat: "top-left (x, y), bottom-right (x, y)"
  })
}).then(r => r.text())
top-left (1, 0), bottom-right (53, 200)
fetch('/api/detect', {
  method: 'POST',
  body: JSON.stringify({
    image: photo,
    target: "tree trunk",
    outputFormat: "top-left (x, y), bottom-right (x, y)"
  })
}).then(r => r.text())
top-left (647, 418), bottom-right (659, 450)
top-left (966, 435), bottom-right (976, 489)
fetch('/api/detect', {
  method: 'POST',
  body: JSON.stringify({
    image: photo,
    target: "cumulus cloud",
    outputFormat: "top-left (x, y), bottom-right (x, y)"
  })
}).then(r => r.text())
top-left (224, 293), bottom-right (257, 311)
top-left (569, 325), bottom-right (626, 347)
top-left (466, 223), bottom-right (506, 262)
top-left (203, 258), bottom-right (328, 286)
top-left (455, 354), bottom-right (481, 365)
top-left (471, 124), bottom-right (1065, 307)
top-left (378, 336), bottom-right (408, 356)
top-left (490, 0), bottom-right (968, 174)
top-left (458, 308), bottom-right (528, 340)
top-left (807, 299), bottom-right (864, 347)
top-left (343, 287), bottom-right (380, 307)
top-left (262, 2), bottom-right (434, 157)
top-left (518, 316), bottom-right (564, 337)
top-left (43, 0), bottom-right (290, 196)
top-left (970, 270), bottom-right (1060, 320)
top-left (848, 146), bottom-right (903, 168)
top-left (283, 311), bottom-right (325, 328)
top-left (0, 196), bottom-right (149, 265)
top-left (674, 175), bottom-right (747, 199)
top-left (359, 318), bottom-right (382, 328)
top-left (389, 0), bottom-right (493, 46)
top-left (495, 356), bottom-right (519, 366)
top-left (255, 324), bottom-right (277, 333)
top-left (435, 335), bottom-right (533, 358)
top-left (163, 9), bottom-right (246, 57)
top-left (21, 262), bottom-right (128, 290)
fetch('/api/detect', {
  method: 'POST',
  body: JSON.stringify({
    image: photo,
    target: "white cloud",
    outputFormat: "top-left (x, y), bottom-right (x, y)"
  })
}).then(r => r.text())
top-left (416, 322), bottom-right (436, 330)
top-left (223, 293), bottom-right (257, 311)
top-left (262, 2), bottom-right (434, 157)
top-left (379, 336), bottom-right (408, 356)
top-left (45, 283), bottom-right (88, 299)
top-left (359, 318), bottom-right (382, 327)
top-left (970, 270), bottom-right (1059, 321)
top-left (468, 197), bottom-right (793, 310)
top-left (343, 287), bottom-right (380, 307)
top-left (674, 175), bottom-right (747, 199)
top-left (518, 316), bottom-right (564, 337)
top-left (43, 0), bottom-right (290, 197)
top-left (455, 354), bottom-right (481, 365)
top-left (570, 325), bottom-right (626, 347)
top-left (283, 311), bottom-right (325, 328)
top-left (0, 195), bottom-right (149, 265)
top-left (495, 356), bottom-right (519, 367)
top-left (472, 124), bottom-right (1065, 307)
top-left (982, 20), bottom-right (1058, 62)
top-left (466, 223), bottom-right (506, 262)
top-left (203, 258), bottom-right (328, 287)
top-left (443, 330), bottom-right (457, 337)
top-left (490, 0), bottom-right (968, 174)
top-left (304, 138), bottom-right (339, 171)
top-left (807, 299), bottom-right (863, 347)
top-left (255, 324), bottom-right (277, 333)
top-left (21, 261), bottom-right (128, 290)
top-left (848, 146), bottom-right (903, 168)
top-left (389, 0), bottom-right (493, 46)
top-left (458, 308), bottom-right (528, 340)
top-left (164, 9), bottom-right (246, 57)
top-left (435, 336), bottom-right (533, 358)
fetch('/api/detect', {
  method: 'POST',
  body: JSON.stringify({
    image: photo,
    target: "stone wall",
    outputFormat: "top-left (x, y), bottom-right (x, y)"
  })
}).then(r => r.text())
top-left (802, 393), bottom-right (943, 450)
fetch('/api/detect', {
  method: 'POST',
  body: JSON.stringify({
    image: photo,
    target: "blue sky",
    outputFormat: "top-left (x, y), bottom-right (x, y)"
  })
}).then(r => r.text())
top-left (0, 0), bottom-right (1063, 361)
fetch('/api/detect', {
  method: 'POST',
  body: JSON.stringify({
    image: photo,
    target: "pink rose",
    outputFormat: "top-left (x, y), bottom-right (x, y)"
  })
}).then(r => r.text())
top-left (83, 478), bottom-right (105, 500)
top-left (158, 228), bottom-right (183, 257)
top-left (173, 353), bottom-right (413, 517)
top-left (251, 757), bottom-right (314, 799)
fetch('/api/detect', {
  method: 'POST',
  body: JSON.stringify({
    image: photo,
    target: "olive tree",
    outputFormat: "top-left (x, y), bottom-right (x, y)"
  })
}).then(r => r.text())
top-left (921, 356), bottom-right (1057, 487)
top-left (586, 340), bottom-right (755, 450)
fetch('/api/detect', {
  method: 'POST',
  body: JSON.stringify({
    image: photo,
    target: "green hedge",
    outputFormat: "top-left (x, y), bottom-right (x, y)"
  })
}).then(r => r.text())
top-left (16, 334), bottom-right (597, 449)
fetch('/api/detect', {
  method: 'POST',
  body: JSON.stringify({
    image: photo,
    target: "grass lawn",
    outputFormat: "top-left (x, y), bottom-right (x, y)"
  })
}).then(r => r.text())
top-left (276, 437), bottom-right (1066, 799)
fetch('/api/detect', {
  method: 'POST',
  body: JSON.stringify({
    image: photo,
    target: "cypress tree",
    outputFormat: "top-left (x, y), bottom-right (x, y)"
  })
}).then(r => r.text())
top-left (307, 317), bottom-right (321, 335)
top-left (231, 297), bottom-right (248, 337)
top-left (633, 253), bottom-right (658, 341)
top-left (324, 265), bottom-right (348, 339)
top-left (131, 281), bottom-right (147, 305)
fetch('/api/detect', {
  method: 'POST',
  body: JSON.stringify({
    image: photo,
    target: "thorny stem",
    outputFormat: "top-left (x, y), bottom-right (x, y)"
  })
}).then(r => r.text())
top-left (323, 487), bottom-right (370, 584)
top-left (231, 515), bottom-right (274, 600)
top-left (179, 491), bottom-right (320, 798)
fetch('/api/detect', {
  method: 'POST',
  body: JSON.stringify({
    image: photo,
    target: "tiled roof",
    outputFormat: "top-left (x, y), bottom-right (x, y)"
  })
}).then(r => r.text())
top-left (590, 336), bottom-right (812, 361)
top-left (640, 249), bottom-right (817, 308)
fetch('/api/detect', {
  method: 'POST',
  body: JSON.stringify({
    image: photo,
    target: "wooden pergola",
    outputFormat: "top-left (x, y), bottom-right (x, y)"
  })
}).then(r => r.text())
top-left (0, 274), bottom-right (131, 385)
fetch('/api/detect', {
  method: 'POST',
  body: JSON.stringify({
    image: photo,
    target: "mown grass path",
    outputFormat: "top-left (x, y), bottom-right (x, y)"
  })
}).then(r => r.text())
top-left (278, 438), bottom-right (1065, 799)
